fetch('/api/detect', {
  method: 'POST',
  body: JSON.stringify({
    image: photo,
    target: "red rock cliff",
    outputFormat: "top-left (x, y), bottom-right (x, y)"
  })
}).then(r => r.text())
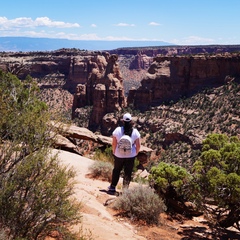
top-left (72, 53), bottom-right (126, 130)
top-left (128, 53), bottom-right (240, 110)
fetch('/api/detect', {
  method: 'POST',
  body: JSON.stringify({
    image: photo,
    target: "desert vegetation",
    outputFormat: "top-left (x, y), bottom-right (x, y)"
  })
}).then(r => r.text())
top-left (112, 185), bottom-right (166, 225)
top-left (88, 160), bottom-right (113, 182)
top-left (192, 134), bottom-right (240, 228)
top-left (148, 133), bottom-right (240, 228)
top-left (0, 71), bottom-right (88, 239)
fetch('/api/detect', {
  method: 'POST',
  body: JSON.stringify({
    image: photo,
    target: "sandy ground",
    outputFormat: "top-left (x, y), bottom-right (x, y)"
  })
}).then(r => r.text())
top-left (54, 149), bottom-right (146, 240)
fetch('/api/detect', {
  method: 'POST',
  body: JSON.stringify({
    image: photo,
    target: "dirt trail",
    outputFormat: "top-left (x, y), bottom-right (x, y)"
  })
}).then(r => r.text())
top-left (54, 149), bottom-right (240, 240)
top-left (55, 149), bottom-right (147, 240)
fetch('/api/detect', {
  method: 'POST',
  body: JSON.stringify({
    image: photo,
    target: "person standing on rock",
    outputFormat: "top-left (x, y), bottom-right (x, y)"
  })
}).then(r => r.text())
top-left (108, 113), bottom-right (141, 192)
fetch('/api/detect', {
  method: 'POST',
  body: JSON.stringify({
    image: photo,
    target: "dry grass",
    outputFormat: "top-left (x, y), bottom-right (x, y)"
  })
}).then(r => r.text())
top-left (88, 161), bottom-right (113, 182)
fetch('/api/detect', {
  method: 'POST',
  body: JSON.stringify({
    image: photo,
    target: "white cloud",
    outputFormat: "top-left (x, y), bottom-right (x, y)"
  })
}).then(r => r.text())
top-left (0, 17), bottom-right (7, 23)
top-left (35, 17), bottom-right (80, 28)
top-left (149, 22), bottom-right (161, 26)
top-left (171, 36), bottom-right (215, 45)
top-left (104, 36), bottom-right (134, 41)
top-left (114, 23), bottom-right (135, 27)
top-left (76, 33), bottom-right (101, 40)
top-left (0, 16), bottom-right (80, 29)
top-left (0, 17), bottom-right (166, 42)
top-left (0, 27), bottom-right (164, 41)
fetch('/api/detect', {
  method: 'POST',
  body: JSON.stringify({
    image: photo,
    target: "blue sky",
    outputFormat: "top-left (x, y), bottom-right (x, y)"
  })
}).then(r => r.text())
top-left (0, 0), bottom-right (239, 45)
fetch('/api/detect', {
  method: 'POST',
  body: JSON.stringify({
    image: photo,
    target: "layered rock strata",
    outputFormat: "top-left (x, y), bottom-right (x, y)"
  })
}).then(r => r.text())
top-left (72, 53), bottom-right (126, 130)
top-left (1, 48), bottom-right (240, 128)
top-left (128, 53), bottom-right (240, 110)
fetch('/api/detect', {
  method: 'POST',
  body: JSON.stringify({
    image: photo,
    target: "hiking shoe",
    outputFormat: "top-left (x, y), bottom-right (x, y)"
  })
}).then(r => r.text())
top-left (107, 185), bottom-right (116, 192)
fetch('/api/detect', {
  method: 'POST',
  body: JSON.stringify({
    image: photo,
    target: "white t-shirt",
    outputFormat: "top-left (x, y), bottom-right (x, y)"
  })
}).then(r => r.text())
top-left (112, 126), bottom-right (140, 158)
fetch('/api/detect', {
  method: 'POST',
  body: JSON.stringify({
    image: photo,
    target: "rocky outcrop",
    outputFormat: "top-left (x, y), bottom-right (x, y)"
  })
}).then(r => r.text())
top-left (72, 53), bottom-right (126, 130)
top-left (0, 49), bottom-right (127, 129)
top-left (128, 53), bottom-right (240, 110)
top-left (112, 45), bottom-right (240, 86)
top-left (89, 83), bottom-right (107, 129)
top-left (0, 49), bottom-right (102, 92)
top-left (129, 52), bottom-right (153, 70)
top-left (52, 122), bottom-right (153, 161)
top-left (72, 84), bottom-right (87, 118)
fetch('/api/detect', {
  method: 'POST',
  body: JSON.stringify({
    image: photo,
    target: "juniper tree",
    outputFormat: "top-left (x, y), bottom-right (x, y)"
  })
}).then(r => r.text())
top-left (0, 71), bottom-right (81, 239)
top-left (193, 133), bottom-right (240, 229)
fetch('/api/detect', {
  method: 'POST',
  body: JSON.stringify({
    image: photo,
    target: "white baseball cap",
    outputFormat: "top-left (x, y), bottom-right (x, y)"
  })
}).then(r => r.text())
top-left (123, 113), bottom-right (132, 122)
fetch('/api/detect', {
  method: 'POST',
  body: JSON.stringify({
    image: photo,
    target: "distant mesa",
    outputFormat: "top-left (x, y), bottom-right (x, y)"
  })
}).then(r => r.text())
top-left (0, 37), bottom-right (174, 52)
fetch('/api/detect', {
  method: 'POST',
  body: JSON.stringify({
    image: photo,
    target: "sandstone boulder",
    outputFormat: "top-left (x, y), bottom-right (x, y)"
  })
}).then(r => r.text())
top-left (51, 122), bottom-right (153, 161)
top-left (54, 134), bottom-right (81, 155)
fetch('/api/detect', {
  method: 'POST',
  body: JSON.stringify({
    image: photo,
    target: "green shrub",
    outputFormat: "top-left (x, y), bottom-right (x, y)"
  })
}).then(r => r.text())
top-left (88, 160), bottom-right (113, 182)
top-left (193, 133), bottom-right (240, 229)
top-left (149, 162), bottom-right (192, 200)
top-left (112, 185), bottom-right (166, 225)
top-left (0, 71), bottom-right (82, 239)
top-left (93, 146), bottom-right (114, 164)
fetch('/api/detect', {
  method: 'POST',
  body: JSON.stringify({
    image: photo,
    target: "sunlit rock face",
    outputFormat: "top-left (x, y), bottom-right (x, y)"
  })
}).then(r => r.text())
top-left (128, 53), bottom-right (240, 110)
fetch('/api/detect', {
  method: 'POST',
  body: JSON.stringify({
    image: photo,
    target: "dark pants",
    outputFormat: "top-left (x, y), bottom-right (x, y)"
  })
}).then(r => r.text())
top-left (110, 156), bottom-right (135, 189)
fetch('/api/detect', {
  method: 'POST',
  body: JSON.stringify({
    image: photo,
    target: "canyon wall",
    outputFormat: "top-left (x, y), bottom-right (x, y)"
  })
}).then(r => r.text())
top-left (0, 50), bottom-right (126, 129)
top-left (1, 46), bottom-right (240, 124)
top-left (128, 53), bottom-right (240, 110)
